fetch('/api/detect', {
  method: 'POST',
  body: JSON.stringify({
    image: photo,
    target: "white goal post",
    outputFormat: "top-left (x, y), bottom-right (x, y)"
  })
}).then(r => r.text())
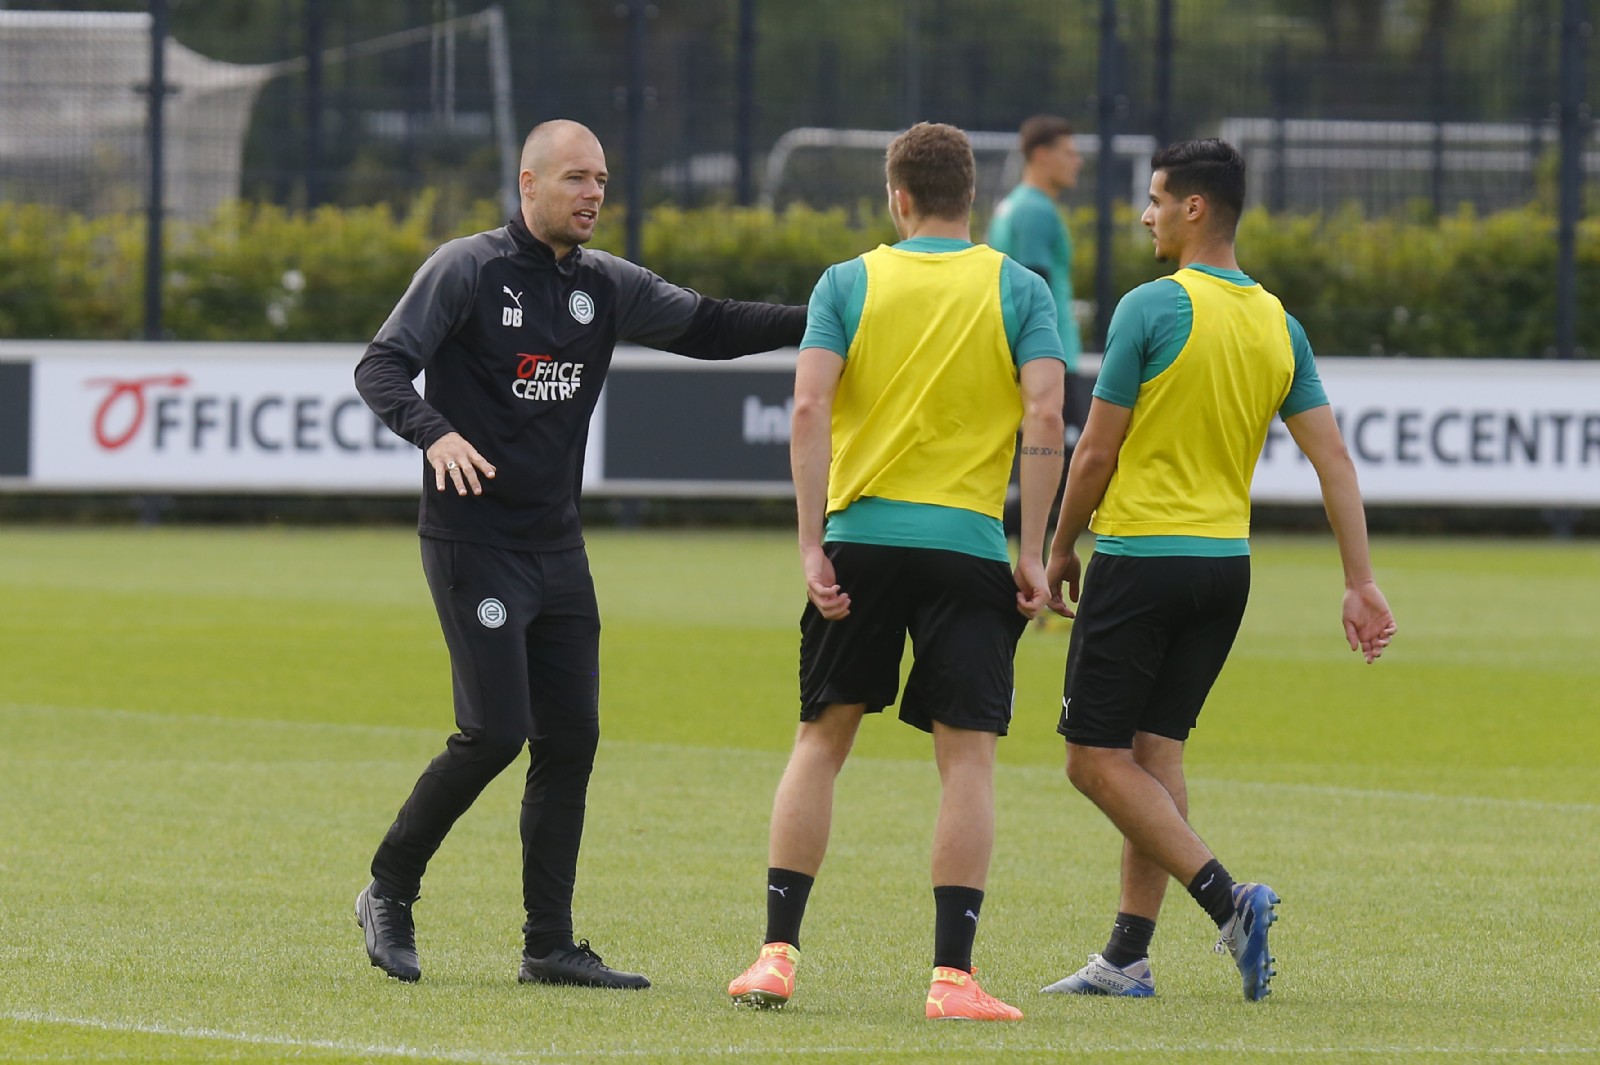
top-left (758, 126), bottom-right (1158, 211)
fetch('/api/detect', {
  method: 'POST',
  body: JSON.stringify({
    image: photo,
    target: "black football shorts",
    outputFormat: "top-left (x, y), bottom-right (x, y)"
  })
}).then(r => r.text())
top-left (799, 541), bottom-right (1028, 735)
top-left (1058, 552), bottom-right (1250, 748)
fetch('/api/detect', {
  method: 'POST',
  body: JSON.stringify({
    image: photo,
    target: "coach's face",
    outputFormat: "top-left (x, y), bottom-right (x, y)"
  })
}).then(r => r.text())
top-left (522, 128), bottom-right (608, 259)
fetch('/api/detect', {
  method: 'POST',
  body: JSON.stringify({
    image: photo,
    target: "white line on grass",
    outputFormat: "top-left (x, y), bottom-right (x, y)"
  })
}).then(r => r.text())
top-left (4, 1011), bottom-right (1597, 1062)
top-left (1, 1010), bottom-right (527, 1065)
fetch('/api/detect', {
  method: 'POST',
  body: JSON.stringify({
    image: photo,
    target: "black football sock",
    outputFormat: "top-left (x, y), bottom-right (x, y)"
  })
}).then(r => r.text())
top-left (1102, 912), bottom-right (1157, 968)
top-left (764, 867), bottom-right (815, 948)
top-left (932, 885), bottom-right (985, 972)
top-left (1187, 859), bottom-right (1237, 928)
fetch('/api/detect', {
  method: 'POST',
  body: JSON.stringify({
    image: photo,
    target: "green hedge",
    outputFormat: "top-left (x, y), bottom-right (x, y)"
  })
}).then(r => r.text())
top-left (1070, 202), bottom-right (1600, 358)
top-left (1234, 205), bottom-right (1598, 359)
top-left (2, 195), bottom-right (1594, 357)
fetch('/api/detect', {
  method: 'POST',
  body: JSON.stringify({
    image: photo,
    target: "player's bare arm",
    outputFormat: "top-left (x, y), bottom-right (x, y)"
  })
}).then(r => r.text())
top-left (1016, 358), bottom-right (1066, 617)
top-left (1046, 397), bottom-right (1132, 615)
top-left (791, 347), bottom-right (850, 620)
top-left (1284, 404), bottom-right (1397, 663)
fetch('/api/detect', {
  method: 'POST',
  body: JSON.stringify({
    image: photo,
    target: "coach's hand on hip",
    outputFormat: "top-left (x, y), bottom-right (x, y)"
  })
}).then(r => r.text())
top-left (426, 432), bottom-right (497, 497)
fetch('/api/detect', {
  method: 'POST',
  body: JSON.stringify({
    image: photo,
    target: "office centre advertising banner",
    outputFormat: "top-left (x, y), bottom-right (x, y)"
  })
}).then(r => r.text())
top-left (3, 343), bottom-right (423, 491)
top-left (1, 341), bottom-right (1596, 505)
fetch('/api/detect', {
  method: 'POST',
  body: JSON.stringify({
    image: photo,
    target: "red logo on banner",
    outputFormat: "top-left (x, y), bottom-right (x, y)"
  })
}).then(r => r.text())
top-left (86, 374), bottom-right (191, 450)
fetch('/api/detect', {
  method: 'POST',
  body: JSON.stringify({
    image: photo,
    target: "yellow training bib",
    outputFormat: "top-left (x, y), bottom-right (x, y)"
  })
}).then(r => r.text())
top-left (1092, 269), bottom-right (1295, 539)
top-left (827, 244), bottom-right (1021, 519)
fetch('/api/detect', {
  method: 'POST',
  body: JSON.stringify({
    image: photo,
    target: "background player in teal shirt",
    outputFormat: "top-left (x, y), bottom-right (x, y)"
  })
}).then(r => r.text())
top-left (989, 115), bottom-right (1086, 543)
top-left (987, 114), bottom-right (1083, 374)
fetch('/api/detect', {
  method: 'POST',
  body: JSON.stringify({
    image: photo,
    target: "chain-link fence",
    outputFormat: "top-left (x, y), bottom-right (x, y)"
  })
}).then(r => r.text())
top-left (3, 1), bottom-right (1588, 215)
top-left (0, 0), bottom-right (1593, 347)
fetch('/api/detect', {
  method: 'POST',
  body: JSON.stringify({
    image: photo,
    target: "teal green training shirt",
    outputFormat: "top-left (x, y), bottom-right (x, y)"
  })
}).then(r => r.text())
top-left (986, 184), bottom-right (1080, 371)
top-left (1092, 264), bottom-right (1330, 559)
top-left (801, 236), bottom-right (1066, 563)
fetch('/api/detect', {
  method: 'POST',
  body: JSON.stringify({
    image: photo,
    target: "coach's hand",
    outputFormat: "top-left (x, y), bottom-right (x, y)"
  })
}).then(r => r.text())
top-left (1045, 548), bottom-right (1081, 619)
top-left (426, 432), bottom-right (496, 496)
top-left (801, 544), bottom-right (851, 620)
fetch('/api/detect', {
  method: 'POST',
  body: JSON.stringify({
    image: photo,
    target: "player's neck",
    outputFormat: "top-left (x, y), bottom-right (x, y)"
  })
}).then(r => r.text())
top-left (1021, 170), bottom-right (1062, 197)
top-left (900, 217), bottom-right (972, 242)
top-left (1177, 238), bottom-right (1239, 272)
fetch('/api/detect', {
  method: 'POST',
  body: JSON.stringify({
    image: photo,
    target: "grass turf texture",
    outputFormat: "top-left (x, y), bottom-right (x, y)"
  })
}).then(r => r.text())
top-left (0, 527), bottom-right (1595, 1064)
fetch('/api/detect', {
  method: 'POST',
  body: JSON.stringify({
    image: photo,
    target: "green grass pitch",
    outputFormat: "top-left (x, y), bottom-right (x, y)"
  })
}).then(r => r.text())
top-left (0, 526), bottom-right (1596, 1064)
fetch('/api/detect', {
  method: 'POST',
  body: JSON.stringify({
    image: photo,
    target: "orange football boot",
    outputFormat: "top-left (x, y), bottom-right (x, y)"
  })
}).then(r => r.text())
top-left (925, 966), bottom-right (1023, 1021)
top-left (728, 942), bottom-right (799, 1009)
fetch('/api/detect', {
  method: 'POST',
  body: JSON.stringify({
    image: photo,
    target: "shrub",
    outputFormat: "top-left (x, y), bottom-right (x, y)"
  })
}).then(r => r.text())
top-left (0, 194), bottom-right (1593, 358)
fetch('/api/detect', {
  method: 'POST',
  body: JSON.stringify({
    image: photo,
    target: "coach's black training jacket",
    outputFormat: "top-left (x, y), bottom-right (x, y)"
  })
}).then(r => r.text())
top-left (356, 214), bottom-right (806, 551)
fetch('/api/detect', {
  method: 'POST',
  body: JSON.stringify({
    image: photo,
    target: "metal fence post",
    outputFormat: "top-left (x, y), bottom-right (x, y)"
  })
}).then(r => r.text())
top-left (1269, 36), bottom-right (1288, 214)
top-left (903, 0), bottom-right (921, 126)
top-left (735, 0), bottom-right (757, 207)
top-left (1428, 15), bottom-right (1448, 219)
top-left (1556, 0), bottom-right (1589, 360)
top-left (1093, 0), bottom-right (1120, 351)
top-left (144, 0), bottom-right (169, 341)
top-left (1154, 0), bottom-right (1173, 149)
top-left (305, 0), bottom-right (325, 208)
top-left (624, 0), bottom-right (649, 265)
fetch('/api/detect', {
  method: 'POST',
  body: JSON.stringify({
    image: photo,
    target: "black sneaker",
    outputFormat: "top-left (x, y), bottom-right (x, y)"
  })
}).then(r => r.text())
top-left (355, 882), bottom-right (420, 983)
top-left (517, 939), bottom-right (650, 989)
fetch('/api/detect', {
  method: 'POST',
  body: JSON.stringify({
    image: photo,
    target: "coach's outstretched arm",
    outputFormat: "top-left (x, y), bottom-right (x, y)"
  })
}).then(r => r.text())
top-left (1284, 404), bottom-right (1397, 663)
top-left (661, 295), bottom-right (809, 360)
top-left (600, 254), bottom-right (807, 359)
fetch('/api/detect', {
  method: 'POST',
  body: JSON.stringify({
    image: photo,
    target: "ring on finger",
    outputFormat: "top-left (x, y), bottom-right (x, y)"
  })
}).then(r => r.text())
top-left (446, 460), bottom-right (459, 470)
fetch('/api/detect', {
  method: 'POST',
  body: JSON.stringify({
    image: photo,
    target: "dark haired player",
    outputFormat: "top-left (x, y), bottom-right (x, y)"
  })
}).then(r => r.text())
top-left (1042, 139), bottom-right (1396, 1001)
